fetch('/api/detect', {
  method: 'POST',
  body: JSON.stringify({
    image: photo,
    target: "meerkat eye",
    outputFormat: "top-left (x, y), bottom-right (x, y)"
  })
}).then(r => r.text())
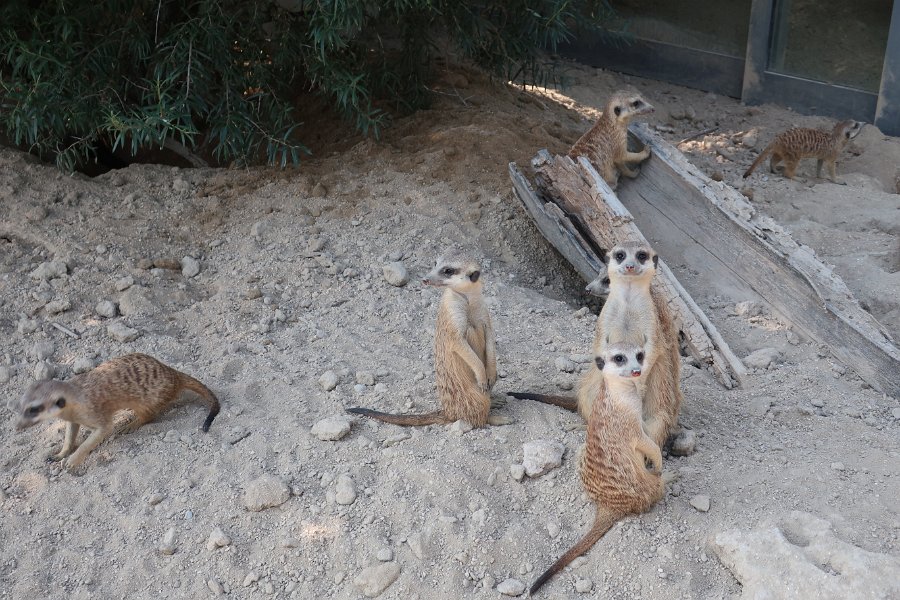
top-left (55, 397), bottom-right (66, 408)
top-left (614, 251), bottom-right (626, 262)
top-left (602, 277), bottom-right (610, 285)
top-left (636, 352), bottom-right (644, 362)
top-left (632, 100), bottom-right (640, 108)
top-left (27, 405), bottom-right (43, 415)
top-left (613, 106), bottom-right (622, 116)
top-left (613, 354), bottom-right (625, 364)
top-left (441, 267), bottom-right (455, 276)
top-left (636, 251), bottom-right (648, 262)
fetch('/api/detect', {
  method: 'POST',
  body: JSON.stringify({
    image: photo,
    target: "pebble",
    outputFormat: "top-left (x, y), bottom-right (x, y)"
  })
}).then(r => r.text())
top-left (163, 430), bottom-right (180, 443)
top-left (95, 300), bottom-right (118, 318)
top-left (0, 366), bottom-right (10, 384)
top-left (206, 527), bottom-right (232, 551)
top-left (181, 256), bottom-right (200, 278)
top-left (554, 356), bottom-right (576, 373)
top-left (353, 562), bottom-right (401, 597)
top-left (72, 357), bottom-right (95, 374)
top-left (575, 578), bottom-right (593, 593)
top-left (243, 571), bottom-right (260, 587)
top-left (242, 475), bottom-right (291, 511)
top-left (510, 464), bottom-right (525, 482)
top-left (147, 492), bottom-right (165, 505)
top-left (892, 408), bottom-right (900, 420)
top-left (44, 299), bottom-right (71, 314)
top-left (207, 579), bottom-right (224, 596)
top-left (158, 527), bottom-right (177, 555)
top-left (172, 177), bottom-right (190, 193)
top-left (107, 322), bottom-right (140, 343)
top-left (690, 495), bottom-right (711, 512)
top-left (450, 419), bottom-right (473, 435)
top-left (497, 578), bottom-right (526, 596)
top-left (743, 348), bottom-right (781, 370)
top-left (311, 416), bottom-right (351, 441)
top-left (811, 398), bottom-right (825, 408)
top-left (335, 474), bottom-right (358, 505)
top-left (734, 300), bottom-right (763, 317)
top-left (547, 519), bottom-right (561, 538)
top-left (115, 275), bottom-right (134, 291)
top-left (18, 319), bottom-right (39, 334)
top-left (34, 361), bottom-right (54, 381)
top-left (376, 547), bottom-right (393, 562)
top-left (30, 341), bottom-right (55, 361)
top-left (356, 371), bottom-right (376, 386)
top-left (522, 440), bottom-right (565, 477)
top-left (312, 182), bottom-right (328, 197)
top-left (830, 462), bottom-right (845, 471)
top-left (670, 430), bottom-right (697, 456)
top-left (382, 262), bottom-right (409, 287)
top-left (31, 260), bottom-right (68, 280)
top-left (318, 370), bottom-right (339, 391)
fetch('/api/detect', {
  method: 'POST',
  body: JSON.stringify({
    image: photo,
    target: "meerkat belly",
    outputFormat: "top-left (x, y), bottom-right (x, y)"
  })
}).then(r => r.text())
top-left (434, 328), bottom-right (489, 424)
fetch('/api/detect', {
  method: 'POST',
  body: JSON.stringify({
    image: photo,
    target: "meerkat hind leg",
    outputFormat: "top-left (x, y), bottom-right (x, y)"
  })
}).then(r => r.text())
top-left (625, 148), bottom-right (650, 162)
top-left (489, 396), bottom-right (507, 410)
top-left (618, 163), bottom-right (641, 178)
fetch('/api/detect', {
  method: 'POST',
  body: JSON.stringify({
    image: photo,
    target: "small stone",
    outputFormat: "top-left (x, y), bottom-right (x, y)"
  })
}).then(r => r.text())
top-left (734, 300), bottom-right (763, 317)
top-left (335, 474), bottom-right (357, 505)
top-left (72, 357), bottom-right (94, 374)
top-left (163, 430), bottom-right (180, 443)
top-left (743, 348), bottom-right (781, 370)
top-left (318, 370), bottom-right (339, 391)
top-left (95, 300), bottom-right (118, 319)
top-left (159, 527), bottom-right (177, 555)
top-left (575, 579), bottom-right (593, 593)
top-left (382, 262), bottom-right (409, 287)
top-left (181, 256), bottom-right (200, 278)
top-left (522, 440), bottom-right (565, 477)
top-left (263, 582), bottom-right (274, 594)
top-left (107, 322), bottom-right (140, 342)
top-left (33, 361), bottom-right (55, 381)
top-left (711, 170), bottom-right (724, 182)
top-left (207, 579), bottom-right (224, 596)
top-left (811, 398), bottom-right (825, 408)
top-left (510, 464), bottom-right (525, 482)
top-left (243, 571), bottom-right (260, 587)
top-left (376, 548), bottom-right (393, 562)
top-left (31, 260), bottom-right (68, 280)
top-left (29, 341), bottom-right (55, 361)
top-left (311, 416), bottom-right (351, 441)
top-left (307, 237), bottom-right (325, 252)
top-left (44, 299), bottom-right (71, 314)
top-left (356, 371), bottom-right (376, 386)
top-left (450, 419), bottom-right (473, 435)
top-left (115, 276), bottom-right (134, 291)
top-left (147, 492), bottom-right (165, 505)
top-left (554, 356), bottom-right (576, 373)
top-left (118, 286), bottom-right (157, 316)
top-left (741, 131), bottom-right (759, 149)
top-left (740, 187), bottom-right (754, 200)
top-left (670, 430), bottom-right (696, 456)
top-left (0, 366), bottom-right (11, 384)
top-left (831, 462), bottom-right (845, 471)
top-left (206, 527), bottom-right (232, 551)
top-left (353, 562), bottom-right (400, 597)
top-left (312, 182), bottom-right (328, 197)
top-left (251, 220), bottom-right (272, 240)
top-left (497, 578), bottom-right (526, 596)
top-left (891, 408), bottom-right (900, 420)
top-left (690, 495), bottom-right (711, 512)
top-left (242, 475), bottom-right (291, 512)
top-left (173, 177), bottom-right (190, 193)
top-left (547, 519), bottom-right (561, 539)
top-left (17, 319), bottom-right (39, 334)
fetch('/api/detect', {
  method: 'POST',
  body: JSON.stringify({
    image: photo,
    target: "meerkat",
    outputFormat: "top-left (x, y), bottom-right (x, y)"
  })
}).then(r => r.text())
top-left (347, 251), bottom-right (510, 427)
top-left (529, 342), bottom-right (665, 595)
top-left (15, 353), bottom-right (220, 472)
top-left (584, 263), bottom-right (610, 298)
top-left (569, 90), bottom-right (655, 188)
top-left (510, 241), bottom-right (682, 448)
top-left (743, 120), bottom-right (863, 183)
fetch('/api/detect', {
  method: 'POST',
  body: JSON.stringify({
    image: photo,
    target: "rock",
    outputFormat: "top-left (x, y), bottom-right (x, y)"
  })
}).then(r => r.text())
top-left (152, 257), bottom-right (181, 271)
top-left (382, 262), bottom-right (409, 287)
top-left (207, 579), bottom-right (224, 596)
top-left (497, 578), bottom-right (526, 596)
top-left (522, 440), bottom-right (565, 477)
top-left (159, 527), bottom-right (177, 555)
top-left (892, 408), bottom-right (900, 420)
top-left (95, 300), bottom-right (118, 319)
top-left (356, 371), bottom-right (375, 386)
top-left (670, 430), bottom-right (697, 456)
top-left (575, 578), bottom-right (593, 593)
top-left (29, 341), bottom-right (55, 361)
top-left (741, 131), bottom-right (759, 149)
top-left (407, 530), bottom-right (432, 560)
top-left (243, 571), bottom-right (260, 587)
top-left (743, 348), bottom-right (781, 370)
top-left (376, 547), bottom-right (393, 562)
top-left (242, 475), bottom-right (291, 511)
top-left (353, 562), bottom-right (400, 597)
top-left (107, 322), bottom-right (140, 343)
top-left (811, 398), bottom-right (825, 408)
top-left (318, 370), bottom-right (339, 391)
top-left (312, 182), bottom-right (328, 197)
top-left (311, 416), bottom-right (351, 441)
top-left (114, 275), bottom-right (134, 291)
top-left (181, 256), bottom-right (200, 278)
top-left (251, 220), bottom-right (272, 240)
top-left (450, 419), bottom-right (473, 435)
top-left (17, 319), bottom-right (38, 335)
top-left (147, 492), bottom-right (165, 505)
top-left (31, 260), bottom-right (68, 280)
top-left (0, 366), bottom-right (10, 384)
top-left (734, 300), bottom-right (763, 317)
top-left (34, 361), bottom-right (54, 381)
top-left (118, 286), bottom-right (157, 316)
top-left (207, 527), bottom-right (232, 551)
top-left (712, 511), bottom-right (900, 599)
top-left (44, 299), bottom-right (71, 314)
top-left (554, 356), bottom-right (576, 373)
top-left (72, 357), bottom-right (95, 374)
top-left (740, 187), bottom-right (754, 201)
top-left (510, 464), bottom-right (525, 482)
top-left (748, 396), bottom-right (774, 417)
top-left (335, 474), bottom-right (357, 505)
top-left (172, 177), bottom-right (190, 193)
top-left (830, 462), bottom-right (845, 471)
top-left (690, 495), bottom-right (711, 512)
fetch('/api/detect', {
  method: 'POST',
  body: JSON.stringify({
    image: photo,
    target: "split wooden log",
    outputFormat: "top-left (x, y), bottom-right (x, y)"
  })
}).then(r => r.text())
top-left (510, 150), bottom-right (747, 388)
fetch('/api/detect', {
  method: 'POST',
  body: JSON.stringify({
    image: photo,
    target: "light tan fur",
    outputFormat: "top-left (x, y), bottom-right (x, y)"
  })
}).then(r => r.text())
top-left (743, 120), bottom-right (863, 183)
top-left (347, 251), bottom-right (509, 427)
top-left (529, 342), bottom-right (664, 595)
top-left (569, 90), bottom-right (655, 188)
top-left (15, 353), bottom-right (220, 472)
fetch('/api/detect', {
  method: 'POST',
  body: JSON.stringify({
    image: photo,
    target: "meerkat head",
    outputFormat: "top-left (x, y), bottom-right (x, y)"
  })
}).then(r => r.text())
top-left (594, 341), bottom-right (646, 379)
top-left (422, 251), bottom-right (483, 293)
top-left (15, 380), bottom-right (77, 430)
top-left (833, 120), bottom-right (864, 142)
top-left (585, 264), bottom-right (611, 297)
top-left (606, 241), bottom-right (658, 281)
top-left (606, 90), bottom-right (654, 124)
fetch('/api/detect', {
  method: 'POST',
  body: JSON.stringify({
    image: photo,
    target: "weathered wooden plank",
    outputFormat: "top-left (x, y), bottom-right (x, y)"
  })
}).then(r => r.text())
top-left (625, 123), bottom-right (900, 398)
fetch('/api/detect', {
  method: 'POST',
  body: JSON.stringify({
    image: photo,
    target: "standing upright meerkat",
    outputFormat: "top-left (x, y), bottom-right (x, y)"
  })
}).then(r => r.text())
top-left (569, 90), bottom-right (655, 188)
top-left (14, 353), bottom-right (220, 472)
top-left (347, 251), bottom-right (511, 427)
top-left (743, 120), bottom-right (863, 183)
top-left (529, 341), bottom-right (665, 595)
top-left (510, 241), bottom-right (682, 448)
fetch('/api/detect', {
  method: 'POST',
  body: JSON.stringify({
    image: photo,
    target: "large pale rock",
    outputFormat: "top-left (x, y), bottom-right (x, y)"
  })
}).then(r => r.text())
top-left (522, 440), bottom-right (565, 477)
top-left (311, 416), bottom-right (351, 441)
top-left (241, 475), bottom-right (291, 512)
top-left (353, 562), bottom-right (400, 597)
top-left (712, 511), bottom-right (900, 599)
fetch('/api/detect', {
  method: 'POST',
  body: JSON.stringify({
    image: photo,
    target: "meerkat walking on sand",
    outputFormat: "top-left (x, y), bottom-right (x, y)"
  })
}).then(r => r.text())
top-left (743, 120), bottom-right (863, 183)
top-left (347, 251), bottom-right (510, 427)
top-left (529, 342), bottom-right (665, 595)
top-left (569, 90), bottom-right (655, 188)
top-left (15, 353), bottom-right (220, 472)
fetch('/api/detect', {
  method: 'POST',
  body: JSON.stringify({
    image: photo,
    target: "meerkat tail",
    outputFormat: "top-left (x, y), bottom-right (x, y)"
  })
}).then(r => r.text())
top-left (179, 374), bottom-right (221, 432)
top-left (345, 407), bottom-right (447, 426)
top-left (506, 391), bottom-right (578, 413)
top-left (743, 142), bottom-right (774, 178)
top-left (530, 508), bottom-right (619, 595)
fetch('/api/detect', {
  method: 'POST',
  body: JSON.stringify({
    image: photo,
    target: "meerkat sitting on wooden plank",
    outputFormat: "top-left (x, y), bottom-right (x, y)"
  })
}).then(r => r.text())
top-left (347, 251), bottom-right (511, 427)
top-left (529, 341), bottom-right (665, 595)
top-left (569, 90), bottom-right (655, 188)
top-left (15, 353), bottom-right (220, 472)
top-left (743, 120), bottom-right (863, 183)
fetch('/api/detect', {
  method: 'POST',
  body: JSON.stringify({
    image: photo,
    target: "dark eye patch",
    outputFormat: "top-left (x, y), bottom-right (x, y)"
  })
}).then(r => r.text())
top-left (602, 277), bottom-right (610, 285)
top-left (614, 251), bottom-right (626, 262)
top-left (27, 405), bottom-right (43, 415)
top-left (441, 267), bottom-right (457, 276)
top-left (636, 352), bottom-right (644, 363)
top-left (613, 354), bottom-right (625, 364)
top-left (56, 397), bottom-right (66, 408)
top-left (632, 100), bottom-right (640, 108)
top-left (613, 106), bottom-right (621, 116)
top-left (636, 251), bottom-right (648, 262)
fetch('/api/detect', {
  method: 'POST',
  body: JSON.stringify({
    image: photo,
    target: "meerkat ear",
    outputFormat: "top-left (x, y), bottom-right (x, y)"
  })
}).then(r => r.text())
top-left (469, 270), bottom-right (480, 282)
top-left (614, 106), bottom-right (621, 117)
top-left (594, 356), bottom-right (605, 370)
top-left (652, 254), bottom-right (659, 268)
top-left (599, 249), bottom-right (608, 264)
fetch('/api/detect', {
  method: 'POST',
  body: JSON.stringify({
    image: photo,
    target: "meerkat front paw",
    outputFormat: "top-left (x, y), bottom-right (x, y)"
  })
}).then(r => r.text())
top-left (489, 396), bottom-right (507, 410)
top-left (487, 414), bottom-right (514, 426)
top-left (61, 455), bottom-right (87, 475)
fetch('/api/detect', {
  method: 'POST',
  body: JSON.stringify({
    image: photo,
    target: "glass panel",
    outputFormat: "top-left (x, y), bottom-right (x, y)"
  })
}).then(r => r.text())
top-left (768, 0), bottom-right (893, 92)
top-left (606, 0), bottom-right (753, 58)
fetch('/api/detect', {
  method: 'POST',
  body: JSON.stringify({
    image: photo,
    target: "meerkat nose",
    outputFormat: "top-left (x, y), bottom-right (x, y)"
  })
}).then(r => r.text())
top-left (631, 370), bottom-right (641, 377)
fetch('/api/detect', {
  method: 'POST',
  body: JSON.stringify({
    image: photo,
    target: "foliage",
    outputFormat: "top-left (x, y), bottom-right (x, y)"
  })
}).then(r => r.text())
top-left (0, 1), bottom-right (612, 170)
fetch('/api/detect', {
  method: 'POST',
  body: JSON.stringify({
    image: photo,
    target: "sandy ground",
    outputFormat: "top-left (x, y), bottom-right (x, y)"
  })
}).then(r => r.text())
top-left (1, 62), bottom-right (899, 600)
